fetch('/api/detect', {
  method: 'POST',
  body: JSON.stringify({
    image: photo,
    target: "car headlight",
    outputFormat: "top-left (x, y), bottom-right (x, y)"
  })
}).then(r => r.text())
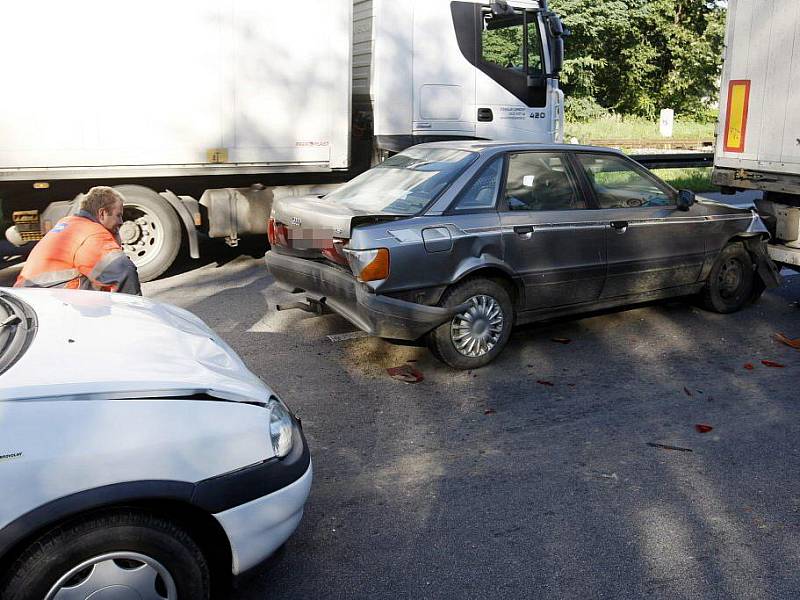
top-left (267, 396), bottom-right (294, 458)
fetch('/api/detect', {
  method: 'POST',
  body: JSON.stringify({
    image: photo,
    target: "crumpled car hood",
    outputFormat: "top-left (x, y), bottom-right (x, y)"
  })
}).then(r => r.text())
top-left (0, 288), bottom-right (271, 403)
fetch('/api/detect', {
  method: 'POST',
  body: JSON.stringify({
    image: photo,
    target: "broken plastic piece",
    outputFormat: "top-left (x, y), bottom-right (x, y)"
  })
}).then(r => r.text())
top-left (761, 360), bottom-right (785, 368)
top-left (774, 333), bottom-right (800, 350)
top-left (647, 442), bottom-right (693, 452)
top-left (387, 364), bottom-right (424, 384)
top-left (743, 363), bottom-right (755, 370)
top-left (694, 424), bottom-right (713, 433)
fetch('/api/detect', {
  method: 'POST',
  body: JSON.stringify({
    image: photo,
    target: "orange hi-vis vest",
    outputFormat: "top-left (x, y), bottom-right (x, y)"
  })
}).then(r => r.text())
top-left (14, 215), bottom-right (140, 294)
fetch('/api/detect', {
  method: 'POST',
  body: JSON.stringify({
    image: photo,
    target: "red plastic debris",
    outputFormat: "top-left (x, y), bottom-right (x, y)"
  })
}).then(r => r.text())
top-left (386, 364), bottom-right (424, 384)
top-left (761, 360), bottom-right (785, 369)
top-left (774, 333), bottom-right (800, 350)
top-left (536, 380), bottom-right (555, 387)
top-left (695, 424), bottom-right (714, 433)
top-left (743, 363), bottom-right (755, 370)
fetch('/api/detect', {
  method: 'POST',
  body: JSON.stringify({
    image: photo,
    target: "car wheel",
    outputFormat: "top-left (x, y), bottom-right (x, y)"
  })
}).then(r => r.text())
top-left (428, 278), bottom-right (514, 369)
top-left (700, 242), bottom-right (756, 314)
top-left (0, 510), bottom-right (210, 600)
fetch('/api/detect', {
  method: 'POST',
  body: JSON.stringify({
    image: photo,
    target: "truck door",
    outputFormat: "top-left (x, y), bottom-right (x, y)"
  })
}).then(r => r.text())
top-left (449, 2), bottom-right (557, 144)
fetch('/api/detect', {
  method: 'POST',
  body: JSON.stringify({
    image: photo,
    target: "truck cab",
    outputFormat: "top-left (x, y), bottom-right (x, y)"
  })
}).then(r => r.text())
top-left (363, 0), bottom-right (566, 158)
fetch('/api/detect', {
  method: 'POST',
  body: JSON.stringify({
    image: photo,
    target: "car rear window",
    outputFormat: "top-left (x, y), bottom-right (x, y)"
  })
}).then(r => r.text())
top-left (325, 147), bottom-right (478, 215)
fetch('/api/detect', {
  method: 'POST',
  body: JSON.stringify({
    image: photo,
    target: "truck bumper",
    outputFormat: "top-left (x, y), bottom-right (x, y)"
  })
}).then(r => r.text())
top-left (265, 250), bottom-right (459, 340)
top-left (768, 244), bottom-right (800, 271)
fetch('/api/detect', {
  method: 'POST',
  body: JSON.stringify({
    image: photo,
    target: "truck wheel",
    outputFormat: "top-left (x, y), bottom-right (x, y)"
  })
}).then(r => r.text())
top-left (700, 242), bottom-right (756, 313)
top-left (0, 510), bottom-right (210, 600)
top-left (114, 185), bottom-right (182, 282)
top-left (427, 278), bottom-right (513, 370)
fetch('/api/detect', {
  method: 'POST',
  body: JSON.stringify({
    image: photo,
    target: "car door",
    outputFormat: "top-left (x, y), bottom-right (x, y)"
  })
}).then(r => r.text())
top-left (497, 151), bottom-right (607, 311)
top-left (572, 152), bottom-right (707, 299)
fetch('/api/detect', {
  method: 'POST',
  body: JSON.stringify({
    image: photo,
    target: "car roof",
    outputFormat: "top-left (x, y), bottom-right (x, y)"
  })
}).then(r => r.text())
top-left (410, 140), bottom-right (627, 155)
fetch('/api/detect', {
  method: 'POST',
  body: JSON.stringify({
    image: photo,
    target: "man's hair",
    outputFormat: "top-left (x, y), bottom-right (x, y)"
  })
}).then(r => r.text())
top-left (80, 186), bottom-right (125, 217)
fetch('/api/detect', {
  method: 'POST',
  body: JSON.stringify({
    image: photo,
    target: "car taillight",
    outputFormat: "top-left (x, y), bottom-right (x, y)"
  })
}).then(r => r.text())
top-left (268, 219), bottom-right (290, 247)
top-left (322, 238), bottom-right (350, 266)
top-left (345, 248), bottom-right (390, 282)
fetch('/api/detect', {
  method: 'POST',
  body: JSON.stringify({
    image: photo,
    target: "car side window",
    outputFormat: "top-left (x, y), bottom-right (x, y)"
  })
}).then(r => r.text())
top-left (576, 153), bottom-right (675, 209)
top-left (504, 152), bottom-right (584, 211)
top-left (454, 156), bottom-right (504, 210)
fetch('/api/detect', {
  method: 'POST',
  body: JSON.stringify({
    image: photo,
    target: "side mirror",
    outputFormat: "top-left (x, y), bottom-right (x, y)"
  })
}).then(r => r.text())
top-left (544, 13), bottom-right (567, 75)
top-left (677, 189), bottom-right (695, 211)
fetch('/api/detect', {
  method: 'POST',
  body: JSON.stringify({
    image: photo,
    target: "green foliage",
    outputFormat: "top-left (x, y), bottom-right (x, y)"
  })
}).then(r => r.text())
top-left (653, 167), bottom-right (717, 192)
top-left (564, 115), bottom-right (715, 143)
top-left (549, 0), bottom-right (726, 120)
top-left (564, 97), bottom-right (609, 122)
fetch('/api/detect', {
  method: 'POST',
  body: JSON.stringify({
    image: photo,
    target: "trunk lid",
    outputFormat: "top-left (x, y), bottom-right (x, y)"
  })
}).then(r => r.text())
top-left (269, 194), bottom-right (401, 261)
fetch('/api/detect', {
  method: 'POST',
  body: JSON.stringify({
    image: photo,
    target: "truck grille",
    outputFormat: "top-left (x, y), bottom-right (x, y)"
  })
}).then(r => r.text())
top-left (12, 210), bottom-right (43, 242)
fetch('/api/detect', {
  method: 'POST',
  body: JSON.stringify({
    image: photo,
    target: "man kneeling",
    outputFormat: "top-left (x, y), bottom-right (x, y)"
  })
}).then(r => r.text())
top-left (15, 186), bottom-right (141, 295)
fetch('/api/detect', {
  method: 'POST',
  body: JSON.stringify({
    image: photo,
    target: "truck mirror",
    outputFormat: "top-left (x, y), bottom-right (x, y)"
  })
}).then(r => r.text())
top-left (544, 14), bottom-right (567, 75)
top-left (677, 189), bottom-right (696, 211)
top-left (550, 36), bottom-right (564, 75)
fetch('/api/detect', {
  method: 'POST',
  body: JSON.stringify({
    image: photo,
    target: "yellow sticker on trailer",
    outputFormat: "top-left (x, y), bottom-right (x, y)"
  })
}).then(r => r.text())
top-left (724, 80), bottom-right (750, 153)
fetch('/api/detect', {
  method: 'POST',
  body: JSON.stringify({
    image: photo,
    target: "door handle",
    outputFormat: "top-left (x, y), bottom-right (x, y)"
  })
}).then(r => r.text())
top-left (610, 220), bottom-right (629, 233)
top-left (513, 225), bottom-right (534, 237)
top-left (478, 108), bottom-right (494, 122)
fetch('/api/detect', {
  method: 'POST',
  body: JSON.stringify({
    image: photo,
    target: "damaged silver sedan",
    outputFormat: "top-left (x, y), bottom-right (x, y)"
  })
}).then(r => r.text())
top-left (265, 142), bottom-right (780, 369)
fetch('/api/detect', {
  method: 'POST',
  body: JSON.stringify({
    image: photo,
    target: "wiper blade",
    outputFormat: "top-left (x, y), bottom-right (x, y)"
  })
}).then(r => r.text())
top-left (0, 315), bottom-right (21, 330)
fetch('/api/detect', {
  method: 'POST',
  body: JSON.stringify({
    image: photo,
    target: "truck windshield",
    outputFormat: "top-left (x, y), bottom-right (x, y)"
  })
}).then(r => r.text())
top-left (325, 148), bottom-right (478, 215)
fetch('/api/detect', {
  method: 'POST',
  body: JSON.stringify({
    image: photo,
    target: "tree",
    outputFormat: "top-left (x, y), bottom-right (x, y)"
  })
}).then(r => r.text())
top-left (549, 0), bottom-right (726, 121)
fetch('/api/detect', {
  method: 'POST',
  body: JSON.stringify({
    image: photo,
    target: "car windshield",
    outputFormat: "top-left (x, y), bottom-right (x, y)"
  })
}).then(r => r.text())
top-left (325, 147), bottom-right (478, 215)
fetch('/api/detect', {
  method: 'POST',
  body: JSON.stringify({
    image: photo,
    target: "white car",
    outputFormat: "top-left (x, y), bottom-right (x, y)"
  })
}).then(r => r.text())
top-left (0, 288), bottom-right (312, 600)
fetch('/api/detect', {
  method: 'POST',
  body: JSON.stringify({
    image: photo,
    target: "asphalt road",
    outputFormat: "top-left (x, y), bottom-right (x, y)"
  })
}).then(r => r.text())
top-left (2, 228), bottom-right (799, 599)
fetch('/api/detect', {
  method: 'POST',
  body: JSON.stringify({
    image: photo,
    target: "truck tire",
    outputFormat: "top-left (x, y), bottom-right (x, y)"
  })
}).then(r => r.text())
top-left (427, 278), bottom-right (514, 369)
top-left (0, 509), bottom-right (210, 600)
top-left (114, 185), bottom-right (182, 282)
top-left (699, 242), bottom-right (756, 314)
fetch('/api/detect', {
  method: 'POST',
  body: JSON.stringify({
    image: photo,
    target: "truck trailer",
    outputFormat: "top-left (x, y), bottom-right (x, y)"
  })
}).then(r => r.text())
top-left (712, 0), bottom-right (800, 271)
top-left (0, 0), bottom-right (567, 281)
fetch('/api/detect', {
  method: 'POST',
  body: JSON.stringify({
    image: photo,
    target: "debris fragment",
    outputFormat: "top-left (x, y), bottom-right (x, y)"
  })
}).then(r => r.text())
top-left (774, 333), bottom-right (800, 350)
top-left (536, 380), bottom-right (555, 387)
top-left (694, 424), bottom-right (713, 433)
top-left (743, 363), bottom-right (755, 370)
top-left (327, 331), bottom-right (369, 343)
top-left (647, 442), bottom-right (693, 453)
top-left (761, 360), bottom-right (785, 368)
top-left (484, 408), bottom-right (496, 415)
top-left (551, 337), bottom-right (571, 344)
top-left (683, 387), bottom-right (693, 397)
top-left (386, 364), bottom-right (424, 384)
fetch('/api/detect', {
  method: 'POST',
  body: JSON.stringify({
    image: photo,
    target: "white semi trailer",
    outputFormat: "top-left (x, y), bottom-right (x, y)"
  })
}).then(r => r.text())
top-left (1, 0), bottom-right (567, 281)
top-left (712, 0), bottom-right (800, 271)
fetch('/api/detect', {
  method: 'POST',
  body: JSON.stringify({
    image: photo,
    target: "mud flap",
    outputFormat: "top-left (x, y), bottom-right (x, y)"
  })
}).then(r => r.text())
top-left (744, 237), bottom-right (782, 288)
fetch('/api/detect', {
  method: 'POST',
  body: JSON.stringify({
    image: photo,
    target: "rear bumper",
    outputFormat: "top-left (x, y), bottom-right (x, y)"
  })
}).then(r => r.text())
top-left (265, 250), bottom-right (456, 340)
